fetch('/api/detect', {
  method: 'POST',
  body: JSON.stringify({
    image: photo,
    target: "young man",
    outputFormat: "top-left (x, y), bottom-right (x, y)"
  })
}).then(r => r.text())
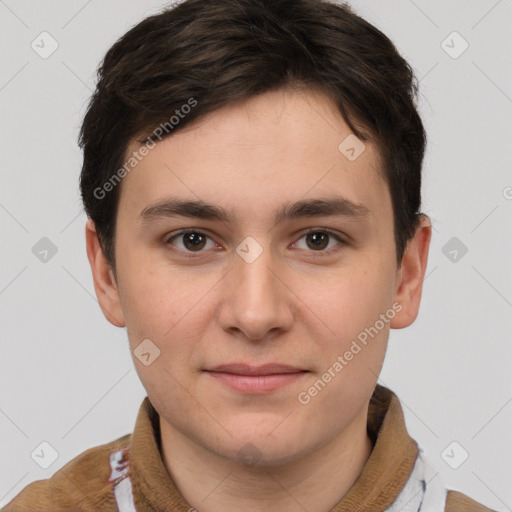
top-left (2, 0), bottom-right (498, 511)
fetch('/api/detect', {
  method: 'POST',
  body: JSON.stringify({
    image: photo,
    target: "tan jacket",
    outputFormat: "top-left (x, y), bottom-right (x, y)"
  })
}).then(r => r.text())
top-left (2, 384), bottom-right (497, 511)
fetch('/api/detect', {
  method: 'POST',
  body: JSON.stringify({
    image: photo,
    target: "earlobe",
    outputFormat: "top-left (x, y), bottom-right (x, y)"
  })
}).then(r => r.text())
top-left (390, 215), bottom-right (432, 329)
top-left (85, 219), bottom-right (126, 327)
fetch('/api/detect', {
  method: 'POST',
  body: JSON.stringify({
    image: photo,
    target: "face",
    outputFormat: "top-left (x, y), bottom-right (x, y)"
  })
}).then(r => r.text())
top-left (86, 86), bottom-right (430, 467)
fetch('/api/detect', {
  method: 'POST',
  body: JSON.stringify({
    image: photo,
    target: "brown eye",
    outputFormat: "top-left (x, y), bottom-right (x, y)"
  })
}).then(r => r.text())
top-left (165, 230), bottom-right (217, 254)
top-left (294, 229), bottom-right (345, 254)
top-left (305, 232), bottom-right (329, 250)
top-left (181, 232), bottom-right (207, 251)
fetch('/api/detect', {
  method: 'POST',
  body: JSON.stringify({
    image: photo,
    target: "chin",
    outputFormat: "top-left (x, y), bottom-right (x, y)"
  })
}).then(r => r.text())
top-left (208, 425), bottom-right (316, 468)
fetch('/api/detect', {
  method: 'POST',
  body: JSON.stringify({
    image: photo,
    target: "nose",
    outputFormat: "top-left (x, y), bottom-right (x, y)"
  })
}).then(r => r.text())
top-left (217, 242), bottom-right (294, 341)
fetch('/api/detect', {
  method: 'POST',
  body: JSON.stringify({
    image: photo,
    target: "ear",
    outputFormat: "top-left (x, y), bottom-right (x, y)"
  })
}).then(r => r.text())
top-left (85, 219), bottom-right (126, 327)
top-left (390, 215), bottom-right (432, 329)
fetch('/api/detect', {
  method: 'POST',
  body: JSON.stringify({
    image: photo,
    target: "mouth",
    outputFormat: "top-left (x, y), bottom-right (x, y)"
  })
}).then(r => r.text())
top-left (203, 363), bottom-right (309, 393)
top-left (205, 363), bottom-right (307, 375)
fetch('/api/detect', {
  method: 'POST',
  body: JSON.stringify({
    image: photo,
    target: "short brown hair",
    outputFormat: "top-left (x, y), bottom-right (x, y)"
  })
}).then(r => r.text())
top-left (79, 0), bottom-right (426, 277)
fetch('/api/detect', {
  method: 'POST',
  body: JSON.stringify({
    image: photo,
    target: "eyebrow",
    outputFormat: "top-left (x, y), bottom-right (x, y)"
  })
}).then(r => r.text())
top-left (138, 196), bottom-right (370, 226)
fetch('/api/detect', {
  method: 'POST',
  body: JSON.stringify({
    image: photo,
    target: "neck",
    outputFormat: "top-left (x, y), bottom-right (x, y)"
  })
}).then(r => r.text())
top-left (159, 404), bottom-right (374, 512)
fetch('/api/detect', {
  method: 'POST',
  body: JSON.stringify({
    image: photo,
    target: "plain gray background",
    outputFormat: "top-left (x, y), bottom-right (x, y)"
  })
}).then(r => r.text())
top-left (0, 0), bottom-right (511, 510)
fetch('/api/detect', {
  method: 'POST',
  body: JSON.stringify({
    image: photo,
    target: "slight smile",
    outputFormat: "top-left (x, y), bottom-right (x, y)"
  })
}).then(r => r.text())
top-left (203, 364), bottom-right (310, 393)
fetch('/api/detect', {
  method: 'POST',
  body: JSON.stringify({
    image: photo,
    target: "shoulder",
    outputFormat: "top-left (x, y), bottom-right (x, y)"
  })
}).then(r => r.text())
top-left (445, 489), bottom-right (498, 512)
top-left (1, 433), bottom-right (131, 512)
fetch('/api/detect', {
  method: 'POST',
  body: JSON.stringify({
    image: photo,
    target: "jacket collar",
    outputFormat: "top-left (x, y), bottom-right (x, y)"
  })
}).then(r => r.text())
top-left (129, 383), bottom-right (418, 512)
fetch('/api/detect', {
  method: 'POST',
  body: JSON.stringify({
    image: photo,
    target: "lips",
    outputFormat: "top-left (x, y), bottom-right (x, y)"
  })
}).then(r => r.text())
top-left (203, 363), bottom-right (308, 393)
top-left (205, 363), bottom-right (307, 376)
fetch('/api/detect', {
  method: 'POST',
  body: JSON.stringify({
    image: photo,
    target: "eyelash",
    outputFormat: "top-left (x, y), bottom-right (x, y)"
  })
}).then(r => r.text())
top-left (163, 228), bottom-right (347, 258)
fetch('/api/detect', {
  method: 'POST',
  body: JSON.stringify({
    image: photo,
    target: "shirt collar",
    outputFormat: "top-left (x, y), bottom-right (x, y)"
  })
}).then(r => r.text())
top-left (129, 383), bottom-right (418, 512)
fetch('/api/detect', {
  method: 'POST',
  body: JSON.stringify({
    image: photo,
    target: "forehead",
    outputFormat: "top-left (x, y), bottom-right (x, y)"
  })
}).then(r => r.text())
top-left (117, 87), bottom-right (390, 229)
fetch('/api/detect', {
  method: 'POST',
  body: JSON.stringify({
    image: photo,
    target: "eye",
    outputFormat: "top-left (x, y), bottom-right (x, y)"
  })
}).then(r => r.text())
top-left (165, 230), bottom-right (218, 255)
top-left (164, 228), bottom-right (346, 257)
top-left (293, 229), bottom-right (346, 255)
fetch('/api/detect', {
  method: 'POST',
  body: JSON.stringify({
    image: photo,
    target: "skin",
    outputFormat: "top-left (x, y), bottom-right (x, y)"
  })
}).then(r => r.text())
top-left (86, 86), bottom-right (431, 512)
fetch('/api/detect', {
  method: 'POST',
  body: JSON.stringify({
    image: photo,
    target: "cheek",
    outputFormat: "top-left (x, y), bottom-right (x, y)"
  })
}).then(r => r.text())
top-left (302, 260), bottom-right (393, 337)
top-left (116, 245), bottom-right (185, 331)
top-left (118, 255), bottom-right (219, 365)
